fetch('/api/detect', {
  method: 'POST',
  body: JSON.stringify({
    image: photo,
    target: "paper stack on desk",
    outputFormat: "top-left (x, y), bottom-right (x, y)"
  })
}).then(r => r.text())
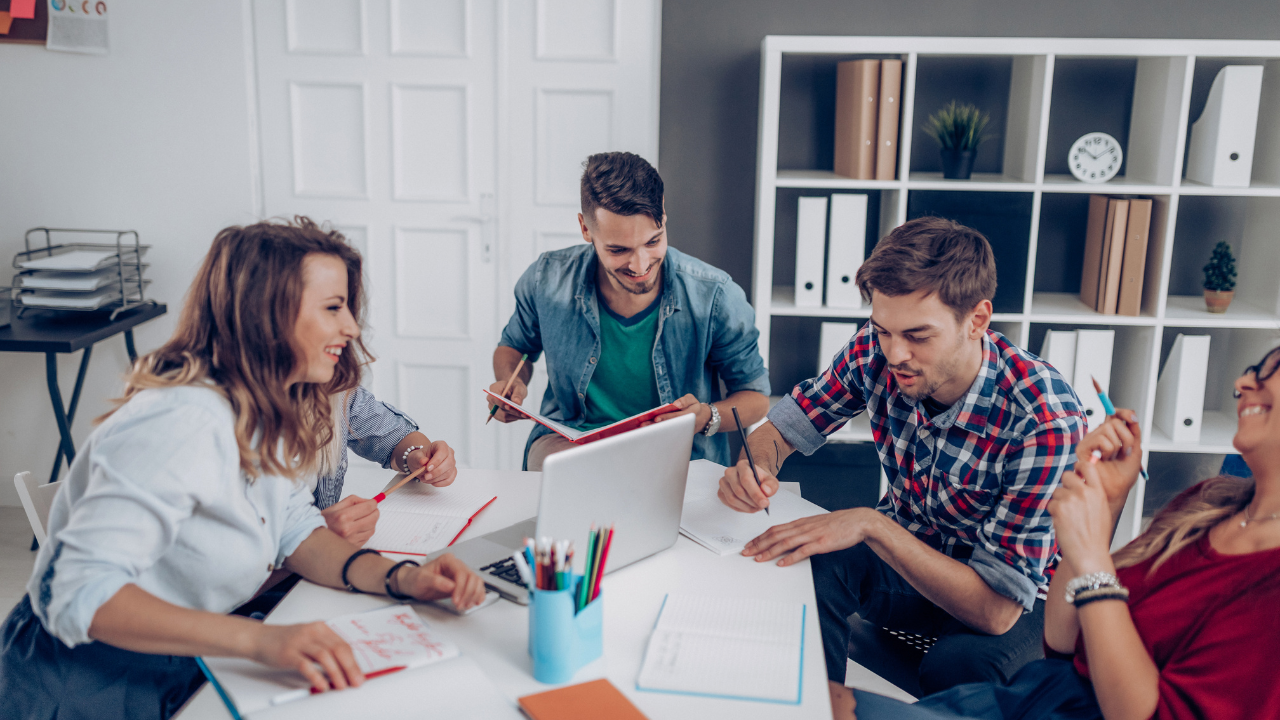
top-left (679, 460), bottom-right (828, 556)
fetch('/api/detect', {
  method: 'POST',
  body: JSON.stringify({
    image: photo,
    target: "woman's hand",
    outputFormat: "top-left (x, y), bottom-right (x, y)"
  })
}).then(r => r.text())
top-left (251, 621), bottom-right (364, 693)
top-left (394, 553), bottom-right (488, 611)
top-left (1048, 463), bottom-right (1116, 574)
top-left (1073, 408), bottom-right (1143, 506)
top-left (320, 496), bottom-right (379, 547)
top-left (408, 440), bottom-right (458, 487)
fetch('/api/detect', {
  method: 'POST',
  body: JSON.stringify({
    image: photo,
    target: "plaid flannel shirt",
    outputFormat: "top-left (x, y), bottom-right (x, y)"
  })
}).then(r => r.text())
top-left (768, 325), bottom-right (1085, 609)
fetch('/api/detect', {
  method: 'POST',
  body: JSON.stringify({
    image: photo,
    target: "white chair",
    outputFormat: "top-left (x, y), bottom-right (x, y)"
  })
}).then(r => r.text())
top-left (14, 472), bottom-right (60, 548)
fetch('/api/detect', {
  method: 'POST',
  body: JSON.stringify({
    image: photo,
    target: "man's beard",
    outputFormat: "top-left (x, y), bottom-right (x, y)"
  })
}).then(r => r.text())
top-left (610, 258), bottom-right (662, 295)
top-left (892, 335), bottom-right (967, 402)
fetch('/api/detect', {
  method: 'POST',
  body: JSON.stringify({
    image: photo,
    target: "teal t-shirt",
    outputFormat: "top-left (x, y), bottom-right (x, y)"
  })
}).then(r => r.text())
top-left (580, 291), bottom-right (663, 430)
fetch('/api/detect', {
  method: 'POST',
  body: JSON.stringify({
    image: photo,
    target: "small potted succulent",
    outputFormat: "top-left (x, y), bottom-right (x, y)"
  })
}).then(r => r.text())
top-left (1202, 241), bottom-right (1237, 313)
top-left (925, 101), bottom-right (990, 180)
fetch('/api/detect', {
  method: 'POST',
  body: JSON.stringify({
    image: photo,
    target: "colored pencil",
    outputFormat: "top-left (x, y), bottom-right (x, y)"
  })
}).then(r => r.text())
top-left (373, 462), bottom-right (432, 503)
top-left (592, 525), bottom-right (614, 602)
top-left (1091, 376), bottom-right (1150, 483)
top-left (487, 353), bottom-right (529, 424)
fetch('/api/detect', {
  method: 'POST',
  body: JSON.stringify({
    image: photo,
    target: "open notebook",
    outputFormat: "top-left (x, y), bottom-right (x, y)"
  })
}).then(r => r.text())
top-left (483, 389), bottom-right (678, 444)
top-left (365, 482), bottom-right (497, 555)
top-left (199, 605), bottom-right (461, 717)
top-left (679, 460), bottom-right (829, 556)
top-left (636, 594), bottom-right (806, 704)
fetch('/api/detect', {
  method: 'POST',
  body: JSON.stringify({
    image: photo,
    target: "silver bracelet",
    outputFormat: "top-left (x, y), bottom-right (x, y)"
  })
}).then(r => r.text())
top-left (1064, 571), bottom-right (1122, 604)
top-left (400, 445), bottom-right (425, 473)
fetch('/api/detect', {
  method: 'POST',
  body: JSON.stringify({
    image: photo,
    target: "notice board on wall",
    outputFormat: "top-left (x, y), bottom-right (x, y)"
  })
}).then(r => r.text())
top-left (0, 0), bottom-right (49, 44)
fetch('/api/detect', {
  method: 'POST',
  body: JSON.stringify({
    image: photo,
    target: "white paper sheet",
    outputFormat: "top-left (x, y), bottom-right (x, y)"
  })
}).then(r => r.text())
top-left (679, 460), bottom-right (828, 556)
top-left (637, 594), bottom-right (805, 704)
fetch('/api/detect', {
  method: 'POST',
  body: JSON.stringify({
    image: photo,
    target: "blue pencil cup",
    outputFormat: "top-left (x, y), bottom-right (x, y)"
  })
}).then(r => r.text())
top-left (527, 577), bottom-right (603, 684)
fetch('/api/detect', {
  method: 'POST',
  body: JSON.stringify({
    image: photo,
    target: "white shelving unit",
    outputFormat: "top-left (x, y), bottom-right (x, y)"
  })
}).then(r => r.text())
top-left (753, 36), bottom-right (1280, 544)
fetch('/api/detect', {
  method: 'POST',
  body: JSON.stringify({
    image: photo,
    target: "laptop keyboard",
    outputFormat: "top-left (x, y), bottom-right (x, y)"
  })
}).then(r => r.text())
top-left (480, 557), bottom-right (524, 587)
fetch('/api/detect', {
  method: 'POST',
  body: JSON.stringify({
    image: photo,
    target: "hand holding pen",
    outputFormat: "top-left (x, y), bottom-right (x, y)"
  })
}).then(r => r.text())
top-left (1075, 378), bottom-right (1147, 512)
top-left (716, 406), bottom-right (777, 515)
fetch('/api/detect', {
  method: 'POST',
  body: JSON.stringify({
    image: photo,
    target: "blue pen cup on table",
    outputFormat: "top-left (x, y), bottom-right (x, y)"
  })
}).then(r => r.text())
top-left (527, 576), bottom-right (603, 684)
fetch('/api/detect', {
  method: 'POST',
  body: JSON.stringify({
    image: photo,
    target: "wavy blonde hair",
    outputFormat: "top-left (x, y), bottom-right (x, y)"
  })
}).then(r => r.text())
top-left (1113, 475), bottom-right (1255, 573)
top-left (101, 217), bottom-right (372, 479)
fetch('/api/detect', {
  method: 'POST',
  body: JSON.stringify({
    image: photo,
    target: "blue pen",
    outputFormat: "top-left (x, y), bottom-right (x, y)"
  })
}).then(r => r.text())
top-left (1091, 376), bottom-right (1150, 482)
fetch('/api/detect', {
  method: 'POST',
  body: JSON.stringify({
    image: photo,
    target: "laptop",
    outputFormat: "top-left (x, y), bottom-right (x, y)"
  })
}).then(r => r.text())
top-left (430, 412), bottom-right (696, 604)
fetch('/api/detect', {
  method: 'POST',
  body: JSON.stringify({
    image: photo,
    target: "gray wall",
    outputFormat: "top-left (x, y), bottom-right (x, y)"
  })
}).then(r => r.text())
top-left (659, 0), bottom-right (1280, 293)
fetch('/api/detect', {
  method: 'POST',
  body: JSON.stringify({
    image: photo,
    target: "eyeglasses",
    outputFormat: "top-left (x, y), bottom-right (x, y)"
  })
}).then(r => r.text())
top-left (1233, 346), bottom-right (1280, 398)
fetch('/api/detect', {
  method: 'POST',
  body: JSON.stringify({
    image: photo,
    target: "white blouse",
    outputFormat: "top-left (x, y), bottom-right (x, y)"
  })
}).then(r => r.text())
top-left (28, 384), bottom-right (326, 647)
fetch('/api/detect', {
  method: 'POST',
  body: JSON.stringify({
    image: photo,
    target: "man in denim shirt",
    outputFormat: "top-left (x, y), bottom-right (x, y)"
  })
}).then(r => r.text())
top-left (488, 152), bottom-right (769, 470)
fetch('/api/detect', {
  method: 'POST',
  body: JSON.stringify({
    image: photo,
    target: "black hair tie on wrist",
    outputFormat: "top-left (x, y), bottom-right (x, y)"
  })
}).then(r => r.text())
top-left (385, 559), bottom-right (421, 601)
top-left (341, 548), bottom-right (382, 593)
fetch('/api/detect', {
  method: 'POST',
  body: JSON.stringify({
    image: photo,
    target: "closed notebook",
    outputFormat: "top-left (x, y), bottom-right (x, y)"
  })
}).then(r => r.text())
top-left (1117, 198), bottom-right (1152, 317)
top-left (875, 59), bottom-right (903, 180)
top-left (365, 482), bottom-right (497, 555)
top-left (518, 679), bottom-right (648, 720)
top-left (834, 59), bottom-right (880, 179)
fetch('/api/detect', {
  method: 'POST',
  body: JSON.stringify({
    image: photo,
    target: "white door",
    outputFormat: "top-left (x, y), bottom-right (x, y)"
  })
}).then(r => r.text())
top-left (495, 0), bottom-right (663, 469)
top-left (252, 0), bottom-right (661, 471)
top-left (253, 0), bottom-right (499, 468)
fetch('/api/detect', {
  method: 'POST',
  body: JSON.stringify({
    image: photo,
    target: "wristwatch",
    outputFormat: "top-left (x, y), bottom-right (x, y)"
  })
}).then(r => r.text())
top-left (701, 403), bottom-right (721, 436)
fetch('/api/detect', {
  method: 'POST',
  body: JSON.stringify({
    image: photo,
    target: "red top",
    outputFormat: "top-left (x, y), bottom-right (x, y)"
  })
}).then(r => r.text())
top-left (1073, 493), bottom-right (1280, 719)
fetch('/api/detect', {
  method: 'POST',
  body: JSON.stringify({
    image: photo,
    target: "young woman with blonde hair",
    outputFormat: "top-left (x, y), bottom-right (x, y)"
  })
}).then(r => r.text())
top-left (844, 345), bottom-right (1280, 718)
top-left (0, 218), bottom-right (486, 719)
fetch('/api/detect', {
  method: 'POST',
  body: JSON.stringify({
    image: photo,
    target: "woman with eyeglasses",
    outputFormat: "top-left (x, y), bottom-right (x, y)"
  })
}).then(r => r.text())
top-left (841, 346), bottom-right (1280, 719)
top-left (0, 219), bottom-right (488, 719)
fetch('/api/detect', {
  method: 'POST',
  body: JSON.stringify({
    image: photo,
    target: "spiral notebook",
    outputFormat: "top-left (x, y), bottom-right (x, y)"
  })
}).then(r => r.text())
top-left (364, 481), bottom-right (497, 556)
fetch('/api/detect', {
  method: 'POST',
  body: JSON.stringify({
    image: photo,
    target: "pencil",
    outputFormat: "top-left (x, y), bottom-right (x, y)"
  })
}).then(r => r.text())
top-left (487, 353), bottom-right (529, 424)
top-left (373, 462), bottom-right (433, 503)
top-left (1090, 376), bottom-right (1150, 483)
top-left (731, 406), bottom-right (769, 515)
top-left (592, 525), bottom-right (613, 602)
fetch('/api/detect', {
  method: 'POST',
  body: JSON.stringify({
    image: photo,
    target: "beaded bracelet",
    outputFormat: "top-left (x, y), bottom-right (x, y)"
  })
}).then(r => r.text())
top-left (341, 548), bottom-right (382, 593)
top-left (1064, 571), bottom-right (1122, 603)
top-left (400, 445), bottom-right (425, 473)
top-left (1072, 585), bottom-right (1130, 608)
top-left (385, 559), bottom-right (421, 601)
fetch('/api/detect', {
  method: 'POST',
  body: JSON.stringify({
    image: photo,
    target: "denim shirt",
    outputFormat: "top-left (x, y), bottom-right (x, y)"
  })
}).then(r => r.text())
top-left (499, 245), bottom-right (770, 466)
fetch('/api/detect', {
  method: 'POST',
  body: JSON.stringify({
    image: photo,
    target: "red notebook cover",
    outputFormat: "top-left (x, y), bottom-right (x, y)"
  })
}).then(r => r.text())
top-left (483, 389), bottom-right (679, 445)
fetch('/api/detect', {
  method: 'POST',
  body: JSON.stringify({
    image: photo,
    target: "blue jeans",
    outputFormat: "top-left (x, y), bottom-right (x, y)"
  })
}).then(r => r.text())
top-left (0, 596), bottom-right (204, 720)
top-left (813, 543), bottom-right (1046, 696)
top-left (853, 659), bottom-right (1102, 719)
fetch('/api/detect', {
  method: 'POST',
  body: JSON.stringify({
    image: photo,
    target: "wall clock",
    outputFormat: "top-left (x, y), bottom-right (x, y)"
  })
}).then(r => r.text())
top-left (1069, 132), bottom-right (1122, 183)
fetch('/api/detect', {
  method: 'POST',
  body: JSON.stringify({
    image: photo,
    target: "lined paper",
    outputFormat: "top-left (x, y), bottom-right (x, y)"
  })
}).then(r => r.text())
top-left (680, 472), bottom-right (828, 556)
top-left (637, 594), bottom-right (805, 704)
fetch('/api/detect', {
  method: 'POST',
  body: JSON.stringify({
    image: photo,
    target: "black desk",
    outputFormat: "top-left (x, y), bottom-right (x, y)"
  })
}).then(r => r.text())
top-left (0, 302), bottom-right (167, 484)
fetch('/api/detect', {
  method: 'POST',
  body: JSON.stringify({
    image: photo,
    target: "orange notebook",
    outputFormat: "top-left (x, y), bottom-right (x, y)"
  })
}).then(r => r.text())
top-left (483, 389), bottom-right (679, 445)
top-left (519, 679), bottom-right (648, 720)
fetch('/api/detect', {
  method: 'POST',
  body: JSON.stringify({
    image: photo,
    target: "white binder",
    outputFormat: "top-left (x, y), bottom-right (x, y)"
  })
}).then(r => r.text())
top-left (1153, 334), bottom-right (1211, 444)
top-left (818, 322), bottom-right (862, 375)
top-left (1072, 329), bottom-right (1114, 432)
top-left (1038, 329), bottom-right (1077, 384)
top-left (1185, 65), bottom-right (1265, 187)
top-left (825, 194), bottom-right (868, 308)
top-left (794, 196), bottom-right (828, 307)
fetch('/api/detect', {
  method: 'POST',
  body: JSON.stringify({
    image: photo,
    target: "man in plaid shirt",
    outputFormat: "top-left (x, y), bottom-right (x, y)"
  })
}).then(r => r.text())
top-left (718, 217), bottom-right (1086, 706)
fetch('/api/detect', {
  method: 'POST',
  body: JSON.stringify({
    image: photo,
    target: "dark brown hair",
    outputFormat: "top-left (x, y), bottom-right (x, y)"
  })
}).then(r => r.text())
top-left (580, 151), bottom-right (664, 228)
top-left (102, 217), bottom-right (371, 479)
top-left (856, 216), bottom-right (996, 320)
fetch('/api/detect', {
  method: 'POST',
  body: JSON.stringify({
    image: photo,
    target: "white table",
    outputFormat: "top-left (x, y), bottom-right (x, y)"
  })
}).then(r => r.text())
top-left (178, 466), bottom-right (835, 719)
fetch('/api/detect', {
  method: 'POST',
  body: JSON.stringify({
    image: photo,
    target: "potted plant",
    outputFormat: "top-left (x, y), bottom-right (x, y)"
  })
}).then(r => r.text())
top-left (1202, 241), bottom-right (1237, 313)
top-left (925, 101), bottom-right (990, 180)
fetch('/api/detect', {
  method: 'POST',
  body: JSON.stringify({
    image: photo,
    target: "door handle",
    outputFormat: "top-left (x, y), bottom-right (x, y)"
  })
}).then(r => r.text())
top-left (452, 193), bottom-right (495, 264)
